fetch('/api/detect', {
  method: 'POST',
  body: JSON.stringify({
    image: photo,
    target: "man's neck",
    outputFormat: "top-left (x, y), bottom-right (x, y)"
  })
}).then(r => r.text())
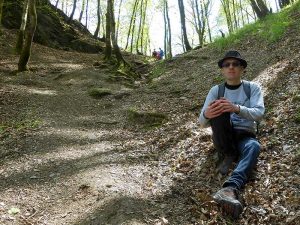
top-left (226, 79), bottom-right (242, 85)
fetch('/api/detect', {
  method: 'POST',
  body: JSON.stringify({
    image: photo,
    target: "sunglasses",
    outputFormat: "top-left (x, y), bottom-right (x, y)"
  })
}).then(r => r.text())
top-left (222, 62), bottom-right (241, 68)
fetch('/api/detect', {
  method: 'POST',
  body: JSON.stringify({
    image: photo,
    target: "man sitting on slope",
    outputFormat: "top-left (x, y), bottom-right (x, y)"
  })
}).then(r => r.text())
top-left (198, 50), bottom-right (265, 218)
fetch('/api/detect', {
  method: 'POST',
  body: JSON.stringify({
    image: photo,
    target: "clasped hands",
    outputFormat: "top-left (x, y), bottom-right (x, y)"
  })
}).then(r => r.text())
top-left (204, 97), bottom-right (240, 119)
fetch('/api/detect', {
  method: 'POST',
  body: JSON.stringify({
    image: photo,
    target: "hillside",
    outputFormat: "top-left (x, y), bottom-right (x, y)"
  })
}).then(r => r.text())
top-left (2, 0), bottom-right (104, 53)
top-left (0, 2), bottom-right (300, 225)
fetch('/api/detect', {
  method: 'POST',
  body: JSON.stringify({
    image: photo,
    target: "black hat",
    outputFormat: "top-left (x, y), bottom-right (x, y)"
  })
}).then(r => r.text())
top-left (218, 50), bottom-right (247, 68)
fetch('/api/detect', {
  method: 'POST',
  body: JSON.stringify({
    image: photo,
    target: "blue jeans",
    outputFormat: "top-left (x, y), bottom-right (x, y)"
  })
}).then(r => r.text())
top-left (223, 137), bottom-right (260, 190)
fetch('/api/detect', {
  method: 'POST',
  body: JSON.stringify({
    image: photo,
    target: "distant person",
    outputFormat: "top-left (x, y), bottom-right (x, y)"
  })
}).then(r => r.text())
top-left (198, 50), bottom-right (265, 219)
top-left (159, 48), bottom-right (164, 60)
top-left (152, 49), bottom-right (157, 59)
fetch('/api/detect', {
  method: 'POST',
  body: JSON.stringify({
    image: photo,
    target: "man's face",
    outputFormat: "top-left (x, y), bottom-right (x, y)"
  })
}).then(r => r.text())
top-left (221, 58), bottom-right (244, 81)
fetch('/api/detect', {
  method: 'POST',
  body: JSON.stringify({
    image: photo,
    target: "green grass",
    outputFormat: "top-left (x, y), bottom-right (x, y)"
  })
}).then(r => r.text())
top-left (0, 119), bottom-right (41, 137)
top-left (294, 109), bottom-right (300, 124)
top-left (127, 108), bottom-right (168, 129)
top-left (148, 61), bottom-right (166, 80)
top-left (88, 88), bottom-right (113, 98)
top-left (212, 2), bottom-right (299, 50)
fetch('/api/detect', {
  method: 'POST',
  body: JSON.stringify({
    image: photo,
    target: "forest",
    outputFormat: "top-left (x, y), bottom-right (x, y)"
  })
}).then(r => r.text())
top-left (0, 0), bottom-right (299, 224)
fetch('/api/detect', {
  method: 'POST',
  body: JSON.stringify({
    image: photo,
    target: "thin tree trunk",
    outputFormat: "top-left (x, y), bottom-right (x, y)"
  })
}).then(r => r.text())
top-left (232, 0), bottom-right (238, 29)
top-left (165, 0), bottom-right (172, 57)
top-left (239, 0), bottom-right (245, 26)
top-left (125, 0), bottom-right (138, 50)
top-left (203, 0), bottom-right (211, 43)
top-left (85, 0), bottom-right (89, 28)
top-left (18, 0), bottom-right (37, 72)
top-left (163, 0), bottom-right (167, 57)
top-left (178, 0), bottom-right (192, 51)
top-left (194, 0), bottom-right (203, 46)
top-left (244, 8), bottom-right (250, 23)
top-left (65, 0), bottom-right (69, 15)
top-left (69, 0), bottom-right (77, 21)
top-left (100, 3), bottom-right (105, 38)
top-left (61, 0), bottom-right (64, 13)
top-left (130, 1), bottom-right (139, 52)
top-left (226, 1), bottom-right (233, 32)
top-left (181, 29), bottom-right (186, 52)
top-left (200, 0), bottom-right (206, 44)
top-left (136, 0), bottom-right (143, 53)
top-left (79, 0), bottom-right (85, 22)
top-left (55, 0), bottom-right (60, 8)
top-left (104, 0), bottom-right (112, 60)
top-left (140, 0), bottom-right (147, 54)
top-left (275, 0), bottom-right (279, 11)
top-left (116, 0), bottom-right (123, 42)
top-left (221, 0), bottom-right (233, 33)
top-left (0, 0), bottom-right (5, 33)
top-left (94, 0), bottom-right (101, 38)
top-left (206, 12), bottom-right (211, 43)
top-left (16, 0), bottom-right (29, 54)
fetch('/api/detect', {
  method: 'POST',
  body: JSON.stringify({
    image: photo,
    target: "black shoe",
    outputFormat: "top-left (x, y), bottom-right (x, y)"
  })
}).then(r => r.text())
top-left (213, 186), bottom-right (243, 219)
top-left (217, 155), bottom-right (235, 175)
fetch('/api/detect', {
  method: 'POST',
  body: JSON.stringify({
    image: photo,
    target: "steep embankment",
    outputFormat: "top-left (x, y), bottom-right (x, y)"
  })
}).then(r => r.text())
top-left (2, 0), bottom-right (104, 53)
top-left (0, 2), bottom-right (299, 225)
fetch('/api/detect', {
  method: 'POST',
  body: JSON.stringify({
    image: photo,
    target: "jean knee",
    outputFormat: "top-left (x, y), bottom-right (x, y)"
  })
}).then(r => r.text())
top-left (250, 140), bottom-right (260, 157)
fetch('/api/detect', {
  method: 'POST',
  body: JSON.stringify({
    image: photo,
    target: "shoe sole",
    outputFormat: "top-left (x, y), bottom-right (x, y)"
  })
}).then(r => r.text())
top-left (213, 193), bottom-right (243, 219)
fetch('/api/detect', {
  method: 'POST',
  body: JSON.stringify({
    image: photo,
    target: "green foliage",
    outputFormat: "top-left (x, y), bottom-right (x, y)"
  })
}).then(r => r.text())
top-left (0, 119), bottom-right (41, 137)
top-left (127, 108), bottom-right (168, 129)
top-left (149, 61), bottom-right (166, 80)
top-left (294, 109), bottom-right (300, 124)
top-left (292, 94), bottom-right (300, 102)
top-left (213, 75), bottom-right (224, 84)
top-left (212, 4), bottom-right (295, 50)
top-left (88, 88), bottom-right (113, 98)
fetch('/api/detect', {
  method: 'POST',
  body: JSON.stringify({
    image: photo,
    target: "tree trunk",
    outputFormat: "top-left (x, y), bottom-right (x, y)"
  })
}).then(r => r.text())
top-left (203, 0), bottom-right (211, 43)
top-left (0, 0), bottom-right (4, 33)
top-left (165, 0), bottom-right (172, 58)
top-left (94, 0), bottom-right (101, 38)
top-left (61, 0), bottom-right (64, 13)
top-left (104, 0), bottom-right (112, 60)
top-left (194, 0), bottom-right (203, 46)
top-left (275, 0), bottom-right (280, 11)
top-left (16, 0), bottom-right (29, 54)
top-left (108, 0), bottom-right (128, 66)
top-left (125, 0), bottom-right (138, 50)
top-left (200, 0), bottom-right (206, 44)
top-left (136, 0), bottom-right (143, 53)
top-left (163, 0), bottom-right (167, 57)
top-left (232, 0), bottom-right (238, 29)
top-left (256, 0), bottom-right (271, 15)
top-left (221, 0), bottom-right (233, 33)
top-left (69, 0), bottom-right (77, 21)
top-left (177, 0), bottom-right (192, 51)
top-left (250, 0), bottom-right (270, 19)
top-left (79, 0), bottom-right (85, 22)
top-left (18, 0), bottom-right (37, 72)
top-left (65, 0), bottom-right (69, 15)
top-left (100, 2), bottom-right (105, 38)
top-left (85, 0), bottom-right (89, 28)
top-left (130, 1), bottom-right (139, 53)
top-left (116, 0), bottom-right (123, 42)
top-left (55, 0), bottom-right (60, 8)
top-left (140, 0), bottom-right (148, 54)
top-left (239, 0), bottom-right (245, 26)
